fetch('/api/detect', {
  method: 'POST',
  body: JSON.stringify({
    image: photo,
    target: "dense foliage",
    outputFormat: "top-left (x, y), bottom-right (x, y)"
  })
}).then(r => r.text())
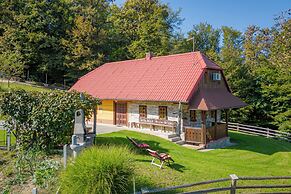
top-left (0, 0), bottom-right (180, 84)
top-left (0, 0), bottom-right (290, 130)
top-left (0, 90), bottom-right (99, 151)
top-left (60, 146), bottom-right (134, 194)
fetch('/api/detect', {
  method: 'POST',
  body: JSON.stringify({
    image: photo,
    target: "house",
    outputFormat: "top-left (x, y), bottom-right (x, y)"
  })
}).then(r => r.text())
top-left (70, 51), bottom-right (247, 147)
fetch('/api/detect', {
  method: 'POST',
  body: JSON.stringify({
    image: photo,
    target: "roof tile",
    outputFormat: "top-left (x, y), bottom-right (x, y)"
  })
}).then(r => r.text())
top-left (70, 51), bottom-right (222, 102)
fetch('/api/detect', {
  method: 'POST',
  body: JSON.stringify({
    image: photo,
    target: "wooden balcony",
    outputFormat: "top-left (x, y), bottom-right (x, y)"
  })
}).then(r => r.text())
top-left (185, 123), bottom-right (227, 145)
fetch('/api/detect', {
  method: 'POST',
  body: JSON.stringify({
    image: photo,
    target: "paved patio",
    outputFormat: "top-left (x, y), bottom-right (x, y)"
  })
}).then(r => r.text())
top-left (93, 123), bottom-right (174, 141)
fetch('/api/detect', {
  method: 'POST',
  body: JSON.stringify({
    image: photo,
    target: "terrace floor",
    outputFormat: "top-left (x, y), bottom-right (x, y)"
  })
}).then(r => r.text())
top-left (94, 123), bottom-right (172, 140)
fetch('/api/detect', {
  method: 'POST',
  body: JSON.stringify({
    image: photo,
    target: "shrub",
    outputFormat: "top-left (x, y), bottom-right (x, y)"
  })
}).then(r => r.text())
top-left (0, 89), bottom-right (99, 151)
top-left (1, 149), bottom-right (60, 192)
top-left (60, 146), bottom-right (134, 194)
top-left (32, 159), bottom-right (60, 188)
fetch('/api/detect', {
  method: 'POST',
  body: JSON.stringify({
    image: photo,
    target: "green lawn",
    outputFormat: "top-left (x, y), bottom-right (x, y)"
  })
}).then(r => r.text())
top-left (96, 130), bottom-right (291, 193)
top-left (0, 129), bottom-right (16, 147)
top-left (0, 81), bottom-right (50, 92)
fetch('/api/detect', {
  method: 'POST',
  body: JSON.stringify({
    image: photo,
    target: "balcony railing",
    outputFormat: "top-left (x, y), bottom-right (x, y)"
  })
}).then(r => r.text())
top-left (184, 123), bottom-right (227, 144)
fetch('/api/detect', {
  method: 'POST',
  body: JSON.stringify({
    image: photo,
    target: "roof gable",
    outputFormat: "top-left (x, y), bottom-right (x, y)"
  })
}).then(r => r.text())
top-left (70, 51), bottom-right (223, 102)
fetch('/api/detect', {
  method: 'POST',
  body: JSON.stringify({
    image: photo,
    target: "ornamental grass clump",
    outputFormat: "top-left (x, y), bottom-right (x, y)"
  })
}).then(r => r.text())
top-left (60, 146), bottom-right (134, 194)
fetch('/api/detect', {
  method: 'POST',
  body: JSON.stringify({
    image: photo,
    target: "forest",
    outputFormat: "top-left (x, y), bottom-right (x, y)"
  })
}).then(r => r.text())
top-left (0, 0), bottom-right (290, 132)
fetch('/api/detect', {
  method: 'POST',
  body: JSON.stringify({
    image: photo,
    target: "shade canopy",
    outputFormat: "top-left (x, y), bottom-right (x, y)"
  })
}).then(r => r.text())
top-left (189, 88), bottom-right (247, 110)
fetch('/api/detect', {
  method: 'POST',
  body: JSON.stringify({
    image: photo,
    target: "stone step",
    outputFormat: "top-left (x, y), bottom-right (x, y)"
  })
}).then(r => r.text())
top-left (168, 134), bottom-right (178, 138)
top-left (171, 136), bottom-right (181, 142)
top-left (175, 140), bottom-right (185, 145)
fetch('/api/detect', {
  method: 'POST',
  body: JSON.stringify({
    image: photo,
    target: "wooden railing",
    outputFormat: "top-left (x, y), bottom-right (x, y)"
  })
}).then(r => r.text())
top-left (135, 118), bottom-right (177, 132)
top-left (184, 127), bottom-right (202, 144)
top-left (221, 122), bottom-right (291, 142)
top-left (206, 123), bottom-right (227, 141)
top-left (138, 175), bottom-right (291, 194)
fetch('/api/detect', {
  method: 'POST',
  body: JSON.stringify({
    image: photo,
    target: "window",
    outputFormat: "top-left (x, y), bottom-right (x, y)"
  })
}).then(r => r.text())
top-left (139, 105), bottom-right (147, 118)
top-left (159, 106), bottom-right (167, 119)
top-left (190, 110), bottom-right (196, 122)
top-left (212, 72), bottom-right (221, 81)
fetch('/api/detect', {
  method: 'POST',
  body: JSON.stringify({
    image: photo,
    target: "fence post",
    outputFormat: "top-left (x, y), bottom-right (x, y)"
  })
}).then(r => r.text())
top-left (267, 128), bottom-right (270, 138)
top-left (63, 144), bottom-right (67, 168)
top-left (236, 124), bottom-right (239, 131)
top-left (71, 135), bottom-right (78, 158)
top-left (230, 174), bottom-right (239, 194)
top-left (133, 177), bottom-right (136, 194)
top-left (7, 130), bottom-right (11, 151)
top-left (32, 187), bottom-right (37, 194)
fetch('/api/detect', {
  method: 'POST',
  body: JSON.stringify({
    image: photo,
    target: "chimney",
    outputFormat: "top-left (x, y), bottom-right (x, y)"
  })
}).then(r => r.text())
top-left (145, 52), bottom-right (154, 60)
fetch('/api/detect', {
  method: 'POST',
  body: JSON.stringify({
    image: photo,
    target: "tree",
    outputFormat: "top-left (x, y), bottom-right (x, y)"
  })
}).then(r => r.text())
top-left (108, 0), bottom-right (182, 60)
top-left (187, 23), bottom-right (220, 61)
top-left (266, 11), bottom-right (291, 132)
top-left (62, 0), bottom-right (112, 83)
top-left (219, 26), bottom-right (253, 123)
top-left (0, 51), bottom-right (23, 87)
top-left (0, 90), bottom-right (99, 151)
top-left (0, 0), bottom-right (69, 83)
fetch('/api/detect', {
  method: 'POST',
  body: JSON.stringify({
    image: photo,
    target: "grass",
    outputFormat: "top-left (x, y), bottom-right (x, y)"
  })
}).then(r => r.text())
top-left (96, 130), bottom-right (291, 193)
top-left (0, 130), bottom-right (16, 147)
top-left (0, 81), bottom-right (50, 92)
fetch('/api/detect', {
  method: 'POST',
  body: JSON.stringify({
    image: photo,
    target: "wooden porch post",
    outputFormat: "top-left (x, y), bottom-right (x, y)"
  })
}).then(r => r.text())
top-left (178, 102), bottom-right (182, 135)
top-left (93, 106), bottom-right (97, 135)
top-left (201, 111), bottom-right (207, 144)
top-left (225, 109), bottom-right (229, 137)
top-left (214, 110), bottom-right (217, 139)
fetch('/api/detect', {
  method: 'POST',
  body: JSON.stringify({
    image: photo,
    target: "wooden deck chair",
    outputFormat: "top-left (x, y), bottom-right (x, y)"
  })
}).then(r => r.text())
top-left (146, 149), bottom-right (174, 169)
top-left (126, 136), bottom-right (150, 149)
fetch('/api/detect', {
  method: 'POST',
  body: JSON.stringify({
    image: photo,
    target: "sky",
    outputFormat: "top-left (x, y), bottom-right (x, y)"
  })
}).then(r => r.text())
top-left (114, 0), bottom-right (291, 34)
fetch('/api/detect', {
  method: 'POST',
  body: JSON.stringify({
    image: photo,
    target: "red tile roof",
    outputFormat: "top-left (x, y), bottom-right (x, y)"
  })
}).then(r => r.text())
top-left (70, 52), bottom-right (223, 102)
top-left (189, 88), bottom-right (247, 110)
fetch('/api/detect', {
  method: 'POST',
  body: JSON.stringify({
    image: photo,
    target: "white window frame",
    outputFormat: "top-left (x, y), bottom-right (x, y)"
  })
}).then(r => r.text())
top-left (212, 72), bottom-right (221, 81)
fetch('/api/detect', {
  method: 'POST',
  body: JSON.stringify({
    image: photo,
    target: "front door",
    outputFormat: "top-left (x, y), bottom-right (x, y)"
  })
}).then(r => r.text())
top-left (115, 102), bottom-right (127, 126)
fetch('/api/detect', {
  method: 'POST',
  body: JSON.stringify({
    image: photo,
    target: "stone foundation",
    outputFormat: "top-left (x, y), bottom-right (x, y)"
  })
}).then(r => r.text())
top-left (205, 137), bottom-right (234, 149)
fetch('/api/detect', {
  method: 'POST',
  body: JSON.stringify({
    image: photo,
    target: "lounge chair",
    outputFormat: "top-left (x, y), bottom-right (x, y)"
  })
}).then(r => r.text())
top-left (146, 149), bottom-right (174, 169)
top-left (127, 136), bottom-right (150, 149)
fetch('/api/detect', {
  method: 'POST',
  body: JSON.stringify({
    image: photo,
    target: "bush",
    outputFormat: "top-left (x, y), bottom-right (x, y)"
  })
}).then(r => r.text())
top-left (0, 90), bottom-right (99, 151)
top-left (1, 149), bottom-right (60, 192)
top-left (32, 159), bottom-right (60, 188)
top-left (60, 146), bottom-right (134, 194)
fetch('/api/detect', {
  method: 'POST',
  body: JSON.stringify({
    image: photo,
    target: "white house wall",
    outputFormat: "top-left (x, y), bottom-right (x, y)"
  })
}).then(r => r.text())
top-left (128, 101), bottom-right (180, 123)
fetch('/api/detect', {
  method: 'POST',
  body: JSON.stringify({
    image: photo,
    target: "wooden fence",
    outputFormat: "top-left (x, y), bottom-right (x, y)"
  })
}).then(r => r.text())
top-left (221, 122), bottom-right (291, 142)
top-left (139, 175), bottom-right (291, 194)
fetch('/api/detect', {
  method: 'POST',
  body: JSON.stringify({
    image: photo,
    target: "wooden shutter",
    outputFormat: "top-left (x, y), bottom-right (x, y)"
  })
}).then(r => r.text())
top-left (159, 106), bottom-right (167, 120)
top-left (139, 105), bottom-right (147, 118)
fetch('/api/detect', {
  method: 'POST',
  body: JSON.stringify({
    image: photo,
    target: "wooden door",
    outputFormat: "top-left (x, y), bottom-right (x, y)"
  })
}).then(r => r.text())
top-left (115, 102), bottom-right (127, 126)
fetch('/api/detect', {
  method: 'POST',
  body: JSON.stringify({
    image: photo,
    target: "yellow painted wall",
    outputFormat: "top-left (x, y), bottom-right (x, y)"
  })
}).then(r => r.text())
top-left (97, 100), bottom-right (114, 124)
